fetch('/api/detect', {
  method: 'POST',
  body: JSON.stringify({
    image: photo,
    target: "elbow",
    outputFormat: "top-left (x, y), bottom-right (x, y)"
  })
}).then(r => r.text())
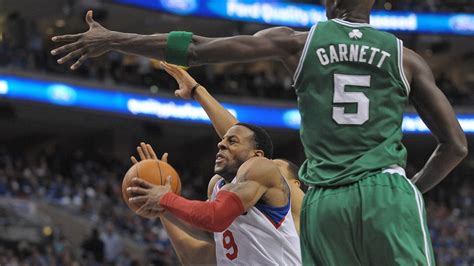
top-left (206, 219), bottom-right (232, 233)
top-left (447, 140), bottom-right (468, 159)
top-left (455, 134), bottom-right (469, 159)
top-left (456, 143), bottom-right (468, 159)
top-left (214, 223), bottom-right (231, 233)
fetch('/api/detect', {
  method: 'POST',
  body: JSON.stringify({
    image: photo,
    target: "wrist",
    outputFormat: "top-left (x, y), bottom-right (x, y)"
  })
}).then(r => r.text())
top-left (190, 84), bottom-right (201, 99)
top-left (159, 191), bottom-right (176, 207)
top-left (109, 31), bottom-right (137, 51)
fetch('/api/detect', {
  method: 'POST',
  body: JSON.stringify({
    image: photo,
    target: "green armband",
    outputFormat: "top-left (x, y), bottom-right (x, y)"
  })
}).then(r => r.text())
top-left (165, 31), bottom-right (193, 67)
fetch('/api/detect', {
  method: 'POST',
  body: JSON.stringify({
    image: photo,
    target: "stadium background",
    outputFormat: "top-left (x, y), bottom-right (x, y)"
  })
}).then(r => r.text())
top-left (0, 0), bottom-right (473, 265)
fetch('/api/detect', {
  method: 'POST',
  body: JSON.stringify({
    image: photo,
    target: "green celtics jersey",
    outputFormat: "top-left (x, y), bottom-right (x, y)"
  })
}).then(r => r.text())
top-left (294, 19), bottom-right (410, 187)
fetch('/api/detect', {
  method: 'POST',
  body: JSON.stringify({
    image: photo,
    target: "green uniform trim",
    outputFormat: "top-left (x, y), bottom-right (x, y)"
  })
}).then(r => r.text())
top-left (165, 31), bottom-right (193, 66)
top-left (294, 19), bottom-right (409, 187)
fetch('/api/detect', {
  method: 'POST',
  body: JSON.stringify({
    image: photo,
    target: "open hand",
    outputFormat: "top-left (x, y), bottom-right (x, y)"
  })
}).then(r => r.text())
top-left (51, 10), bottom-right (114, 70)
top-left (160, 61), bottom-right (199, 99)
top-left (131, 142), bottom-right (168, 164)
top-left (129, 142), bottom-right (169, 218)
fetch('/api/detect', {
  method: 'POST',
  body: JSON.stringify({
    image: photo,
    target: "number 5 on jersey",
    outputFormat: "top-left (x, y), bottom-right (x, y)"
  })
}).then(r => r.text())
top-left (332, 73), bottom-right (371, 125)
top-left (223, 230), bottom-right (238, 260)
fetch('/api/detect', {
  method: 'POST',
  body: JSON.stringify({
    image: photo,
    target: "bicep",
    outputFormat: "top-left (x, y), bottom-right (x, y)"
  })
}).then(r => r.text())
top-left (189, 28), bottom-right (301, 66)
top-left (221, 180), bottom-right (267, 211)
top-left (407, 51), bottom-right (465, 143)
top-left (220, 158), bottom-right (279, 210)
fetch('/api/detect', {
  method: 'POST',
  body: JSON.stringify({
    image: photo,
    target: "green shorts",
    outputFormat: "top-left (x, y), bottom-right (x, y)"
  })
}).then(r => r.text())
top-left (300, 171), bottom-right (435, 265)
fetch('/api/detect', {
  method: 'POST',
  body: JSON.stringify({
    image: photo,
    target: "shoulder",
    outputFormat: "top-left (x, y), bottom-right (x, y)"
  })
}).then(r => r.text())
top-left (253, 26), bottom-right (299, 37)
top-left (236, 157), bottom-right (280, 188)
top-left (402, 47), bottom-right (432, 84)
top-left (207, 174), bottom-right (224, 199)
top-left (254, 27), bottom-right (309, 48)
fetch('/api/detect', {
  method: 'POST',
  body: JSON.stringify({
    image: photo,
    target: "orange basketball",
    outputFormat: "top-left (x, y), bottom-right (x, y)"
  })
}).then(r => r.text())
top-left (122, 159), bottom-right (181, 218)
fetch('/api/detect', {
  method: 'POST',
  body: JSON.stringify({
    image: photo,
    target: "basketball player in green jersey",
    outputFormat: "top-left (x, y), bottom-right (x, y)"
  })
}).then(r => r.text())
top-left (52, 0), bottom-right (467, 264)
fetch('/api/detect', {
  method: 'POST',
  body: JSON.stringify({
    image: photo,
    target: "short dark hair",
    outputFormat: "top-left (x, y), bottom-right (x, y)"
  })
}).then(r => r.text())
top-left (275, 158), bottom-right (308, 192)
top-left (236, 123), bottom-right (273, 159)
top-left (276, 158), bottom-right (299, 180)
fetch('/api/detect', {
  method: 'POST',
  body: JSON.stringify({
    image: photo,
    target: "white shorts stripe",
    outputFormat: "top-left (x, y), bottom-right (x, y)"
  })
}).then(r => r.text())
top-left (402, 176), bottom-right (432, 266)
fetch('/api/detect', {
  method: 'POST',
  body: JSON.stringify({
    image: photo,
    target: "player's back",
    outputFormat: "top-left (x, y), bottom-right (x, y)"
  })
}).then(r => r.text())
top-left (211, 178), bottom-right (301, 265)
top-left (294, 19), bottom-right (410, 187)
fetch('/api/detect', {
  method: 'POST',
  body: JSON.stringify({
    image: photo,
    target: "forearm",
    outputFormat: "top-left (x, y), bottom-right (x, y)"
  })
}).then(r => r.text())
top-left (195, 86), bottom-right (239, 138)
top-left (161, 212), bottom-right (213, 242)
top-left (159, 191), bottom-right (245, 232)
top-left (414, 142), bottom-right (467, 193)
top-left (160, 215), bottom-right (216, 265)
top-left (110, 32), bottom-right (168, 60)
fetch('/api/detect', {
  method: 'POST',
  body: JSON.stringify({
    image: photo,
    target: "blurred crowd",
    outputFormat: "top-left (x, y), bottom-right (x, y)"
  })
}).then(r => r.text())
top-left (1, 11), bottom-right (472, 104)
top-left (0, 145), bottom-right (472, 265)
top-left (0, 146), bottom-right (212, 265)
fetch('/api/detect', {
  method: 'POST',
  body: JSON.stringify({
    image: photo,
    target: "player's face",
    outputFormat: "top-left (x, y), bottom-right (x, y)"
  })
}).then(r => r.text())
top-left (214, 125), bottom-right (258, 180)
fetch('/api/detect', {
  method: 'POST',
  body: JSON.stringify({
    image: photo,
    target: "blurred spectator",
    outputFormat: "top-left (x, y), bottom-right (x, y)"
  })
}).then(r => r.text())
top-left (101, 221), bottom-right (123, 265)
top-left (81, 228), bottom-right (104, 264)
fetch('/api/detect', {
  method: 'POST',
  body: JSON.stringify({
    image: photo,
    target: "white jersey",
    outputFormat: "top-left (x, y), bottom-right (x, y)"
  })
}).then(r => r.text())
top-left (211, 178), bottom-right (301, 265)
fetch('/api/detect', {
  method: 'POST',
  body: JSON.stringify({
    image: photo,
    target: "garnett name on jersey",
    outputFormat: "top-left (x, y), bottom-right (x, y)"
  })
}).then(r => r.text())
top-left (316, 44), bottom-right (391, 68)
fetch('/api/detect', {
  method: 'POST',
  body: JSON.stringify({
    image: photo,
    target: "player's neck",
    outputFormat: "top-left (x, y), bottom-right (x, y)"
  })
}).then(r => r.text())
top-left (331, 10), bottom-right (370, 24)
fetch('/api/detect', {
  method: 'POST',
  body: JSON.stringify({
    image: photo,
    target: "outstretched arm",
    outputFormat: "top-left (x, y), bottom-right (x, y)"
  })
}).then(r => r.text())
top-left (161, 62), bottom-right (238, 137)
top-left (404, 48), bottom-right (468, 193)
top-left (51, 10), bottom-right (306, 71)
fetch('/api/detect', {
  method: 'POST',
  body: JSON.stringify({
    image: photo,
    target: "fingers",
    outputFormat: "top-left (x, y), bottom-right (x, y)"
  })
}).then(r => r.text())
top-left (164, 62), bottom-right (187, 76)
top-left (128, 195), bottom-right (148, 204)
top-left (85, 10), bottom-right (95, 27)
top-left (141, 142), bottom-right (151, 159)
top-left (161, 152), bottom-right (168, 163)
top-left (126, 186), bottom-right (149, 196)
top-left (51, 33), bottom-right (83, 43)
top-left (130, 177), bottom-right (153, 189)
top-left (135, 204), bottom-right (148, 215)
top-left (137, 146), bottom-right (146, 161)
top-left (160, 62), bottom-right (181, 79)
top-left (131, 156), bottom-right (138, 165)
top-left (51, 42), bottom-right (83, 56)
top-left (57, 48), bottom-right (85, 65)
top-left (146, 144), bottom-right (158, 160)
top-left (165, 176), bottom-right (172, 186)
top-left (174, 89), bottom-right (186, 99)
top-left (136, 204), bottom-right (161, 218)
top-left (70, 54), bottom-right (89, 70)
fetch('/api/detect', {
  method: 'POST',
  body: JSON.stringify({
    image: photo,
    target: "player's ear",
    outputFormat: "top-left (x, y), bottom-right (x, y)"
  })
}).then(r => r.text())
top-left (294, 180), bottom-right (301, 188)
top-left (254, 150), bottom-right (264, 157)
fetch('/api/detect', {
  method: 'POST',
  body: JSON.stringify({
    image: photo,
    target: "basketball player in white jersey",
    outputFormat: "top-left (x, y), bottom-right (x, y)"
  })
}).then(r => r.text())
top-left (129, 62), bottom-right (303, 264)
top-left (127, 63), bottom-right (301, 265)
top-left (159, 62), bottom-right (305, 235)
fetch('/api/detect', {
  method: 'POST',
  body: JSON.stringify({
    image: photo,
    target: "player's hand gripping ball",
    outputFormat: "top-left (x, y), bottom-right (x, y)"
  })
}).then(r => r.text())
top-left (122, 159), bottom-right (181, 218)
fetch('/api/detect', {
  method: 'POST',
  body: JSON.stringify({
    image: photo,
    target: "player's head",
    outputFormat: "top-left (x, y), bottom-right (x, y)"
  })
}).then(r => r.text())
top-left (324, 0), bottom-right (375, 20)
top-left (215, 123), bottom-right (273, 180)
top-left (273, 158), bottom-right (307, 192)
